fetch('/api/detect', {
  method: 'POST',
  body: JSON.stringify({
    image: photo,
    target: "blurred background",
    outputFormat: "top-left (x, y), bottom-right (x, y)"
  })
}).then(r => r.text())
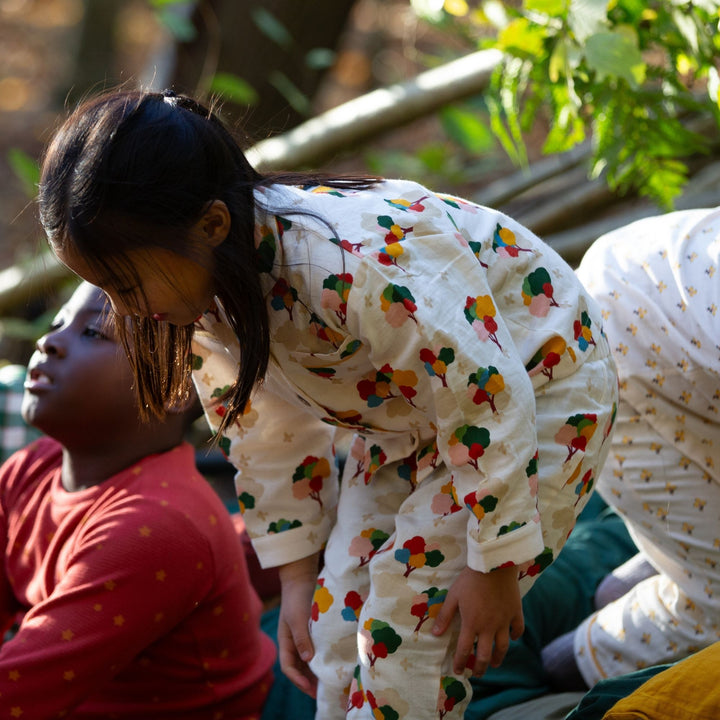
top-left (1, 0), bottom-right (720, 368)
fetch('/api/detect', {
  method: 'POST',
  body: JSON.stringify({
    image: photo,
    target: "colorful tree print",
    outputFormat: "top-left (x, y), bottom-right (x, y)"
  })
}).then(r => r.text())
top-left (309, 185), bottom-right (346, 197)
top-left (385, 195), bottom-right (429, 212)
top-left (418, 440), bottom-right (440, 472)
top-left (447, 424), bottom-right (491, 470)
top-left (357, 364), bottom-right (418, 408)
top-left (366, 691), bottom-right (400, 720)
top-left (431, 479), bottom-right (463, 516)
top-left (464, 295), bottom-right (502, 350)
top-left (341, 590), bottom-right (365, 622)
top-left (321, 272), bottom-right (353, 324)
top-left (329, 235), bottom-right (364, 255)
top-left (555, 413), bottom-right (598, 462)
top-left (268, 518), bottom-right (302, 533)
top-left (526, 450), bottom-right (539, 498)
top-left (398, 452), bottom-right (419, 492)
top-left (438, 675), bottom-right (468, 719)
top-left (237, 490), bottom-right (255, 514)
top-left (375, 215), bottom-right (413, 268)
top-left (347, 664), bottom-right (365, 711)
top-left (254, 224), bottom-right (277, 273)
top-left (411, 586), bottom-right (448, 633)
top-left (420, 347), bottom-right (455, 387)
top-left (566, 462), bottom-right (595, 506)
top-left (526, 336), bottom-right (576, 380)
top-left (467, 365), bottom-right (505, 413)
top-left (218, 434), bottom-right (231, 457)
top-left (307, 366), bottom-right (335, 379)
top-left (573, 310), bottom-right (597, 351)
top-left (380, 283), bottom-right (418, 327)
top-left (348, 527), bottom-right (390, 567)
top-left (311, 578), bottom-right (334, 621)
top-left (518, 546), bottom-right (554, 579)
top-left (361, 618), bottom-right (403, 666)
top-left (394, 535), bottom-right (445, 577)
top-left (492, 223), bottom-right (532, 257)
top-left (292, 455), bottom-right (331, 508)
top-left (308, 312), bottom-right (345, 347)
top-left (270, 277), bottom-right (297, 320)
top-left (463, 489), bottom-right (499, 523)
top-left (364, 443), bottom-right (387, 483)
top-left (521, 267), bottom-right (560, 317)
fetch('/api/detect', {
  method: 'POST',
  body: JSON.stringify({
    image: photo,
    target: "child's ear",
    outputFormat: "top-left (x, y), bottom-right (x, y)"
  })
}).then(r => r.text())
top-left (197, 199), bottom-right (231, 247)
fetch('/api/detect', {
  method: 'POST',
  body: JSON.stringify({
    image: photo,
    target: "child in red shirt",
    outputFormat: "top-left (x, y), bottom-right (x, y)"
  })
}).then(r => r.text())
top-left (0, 281), bottom-right (277, 719)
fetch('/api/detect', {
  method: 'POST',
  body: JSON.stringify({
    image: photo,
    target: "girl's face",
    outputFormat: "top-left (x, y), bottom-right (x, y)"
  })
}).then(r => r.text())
top-left (53, 201), bottom-right (230, 326)
top-left (56, 244), bottom-right (217, 326)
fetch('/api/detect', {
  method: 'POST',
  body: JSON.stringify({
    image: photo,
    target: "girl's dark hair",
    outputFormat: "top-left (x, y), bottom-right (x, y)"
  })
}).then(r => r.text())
top-left (38, 88), bottom-right (377, 435)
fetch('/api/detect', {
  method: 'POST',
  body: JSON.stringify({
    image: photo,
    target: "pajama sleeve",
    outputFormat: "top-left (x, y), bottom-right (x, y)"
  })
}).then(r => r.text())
top-left (346, 231), bottom-right (545, 573)
top-left (192, 329), bottom-right (340, 569)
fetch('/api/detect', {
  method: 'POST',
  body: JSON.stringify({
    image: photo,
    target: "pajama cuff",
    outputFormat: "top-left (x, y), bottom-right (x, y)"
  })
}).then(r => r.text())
top-left (466, 519), bottom-right (544, 573)
top-left (250, 515), bottom-right (334, 569)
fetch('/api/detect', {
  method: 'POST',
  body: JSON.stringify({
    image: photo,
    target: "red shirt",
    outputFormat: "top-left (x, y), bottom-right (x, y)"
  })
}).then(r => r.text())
top-left (0, 437), bottom-right (275, 719)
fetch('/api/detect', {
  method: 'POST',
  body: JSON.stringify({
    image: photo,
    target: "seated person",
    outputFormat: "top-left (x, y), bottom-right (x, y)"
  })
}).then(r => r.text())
top-left (0, 281), bottom-right (277, 718)
top-left (543, 206), bottom-right (720, 689)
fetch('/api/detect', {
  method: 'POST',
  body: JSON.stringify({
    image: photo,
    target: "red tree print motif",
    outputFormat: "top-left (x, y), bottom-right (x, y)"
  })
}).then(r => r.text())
top-left (385, 195), bottom-right (429, 212)
top-left (364, 443), bottom-right (388, 484)
top-left (574, 310), bottom-right (597, 351)
top-left (438, 675), bottom-right (468, 719)
top-left (420, 347), bottom-right (455, 387)
top-left (565, 462), bottom-right (595, 506)
top-left (270, 278), bottom-right (297, 320)
top-left (375, 215), bottom-right (413, 269)
top-left (518, 546), bottom-right (554, 580)
top-left (360, 618), bottom-right (403, 667)
top-left (380, 283), bottom-right (418, 327)
top-left (348, 527), bottom-right (391, 567)
top-left (555, 413), bottom-right (598, 462)
top-left (411, 586), bottom-right (448, 633)
top-left (292, 455), bottom-right (331, 508)
top-left (447, 424), bottom-right (491, 470)
top-left (526, 336), bottom-right (576, 380)
top-left (394, 536), bottom-right (444, 577)
top-left (464, 295), bottom-right (502, 350)
top-left (321, 273), bottom-right (353, 324)
top-left (341, 590), bottom-right (365, 622)
top-left (357, 364), bottom-right (418, 408)
top-left (467, 366), bottom-right (505, 413)
top-left (521, 267), bottom-right (560, 317)
top-left (492, 223), bottom-right (532, 257)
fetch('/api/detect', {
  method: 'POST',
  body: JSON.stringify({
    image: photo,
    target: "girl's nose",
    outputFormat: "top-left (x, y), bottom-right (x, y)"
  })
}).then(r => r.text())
top-left (36, 331), bottom-right (66, 357)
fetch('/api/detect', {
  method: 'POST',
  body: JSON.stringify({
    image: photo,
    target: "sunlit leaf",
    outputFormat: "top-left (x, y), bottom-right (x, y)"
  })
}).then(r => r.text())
top-left (497, 18), bottom-right (546, 58)
top-left (585, 30), bottom-right (645, 87)
top-left (268, 71), bottom-right (311, 115)
top-left (7, 148), bottom-right (39, 198)
top-left (568, 0), bottom-right (608, 42)
top-left (305, 48), bottom-right (336, 70)
top-left (210, 73), bottom-right (258, 105)
top-left (526, 0), bottom-right (567, 15)
top-left (251, 7), bottom-right (293, 49)
top-left (440, 105), bottom-right (494, 153)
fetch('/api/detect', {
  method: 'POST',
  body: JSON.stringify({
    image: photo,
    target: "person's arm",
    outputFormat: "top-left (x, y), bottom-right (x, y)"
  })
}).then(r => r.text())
top-left (0, 503), bottom-right (217, 717)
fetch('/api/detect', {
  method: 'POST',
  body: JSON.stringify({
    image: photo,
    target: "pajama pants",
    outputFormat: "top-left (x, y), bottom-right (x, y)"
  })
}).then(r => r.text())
top-left (308, 352), bottom-right (617, 719)
top-left (574, 399), bottom-right (720, 686)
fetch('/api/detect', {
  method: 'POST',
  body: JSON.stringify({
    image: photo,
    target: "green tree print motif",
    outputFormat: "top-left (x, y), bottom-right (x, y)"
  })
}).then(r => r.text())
top-left (380, 283), bottom-right (418, 327)
top-left (364, 443), bottom-right (387, 484)
top-left (521, 267), bottom-right (560, 317)
top-left (394, 536), bottom-right (445, 578)
top-left (237, 491), bottom-right (255, 513)
top-left (292, 455), bottom-right (331, 508)
top-left (361, 618), bottom-right (403, 667)
top-left (321, 272), bottom-right (353, 323)
top-left (518, 546), bottom-right (554, 579)
top-left (467, 366), bottom-right (505, 413)
top-left (463, 489), bottom-right (499, 523)
top-left (420, 347), bottom-right (455, 387)
top-left (448, 424), bottom-right (491, 469)
top-left (573, 310), bottom-right (597, 351)
top-left (438, 675), bottom-right (468, 719)
top-left (267, 518), bottom-right (302, 534)
top-left (375, 215), bottom-right (413, 269)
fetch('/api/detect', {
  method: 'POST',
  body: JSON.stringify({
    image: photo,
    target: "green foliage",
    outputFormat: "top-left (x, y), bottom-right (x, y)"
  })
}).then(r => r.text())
top-left (149, 0), bottom-right (197, 41)
top-left (209, 73), bottom-right (258, 105)
top-left (7, 149), bottom-right (39, 199)
top-left (418, 0), bottom-right (720, 209)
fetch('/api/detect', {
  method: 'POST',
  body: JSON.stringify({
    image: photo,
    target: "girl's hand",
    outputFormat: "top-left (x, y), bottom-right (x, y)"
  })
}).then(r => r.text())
top-left (277, 553), bottom-right (320, 697)
top-left (432, 564), bottom-right (524, 677)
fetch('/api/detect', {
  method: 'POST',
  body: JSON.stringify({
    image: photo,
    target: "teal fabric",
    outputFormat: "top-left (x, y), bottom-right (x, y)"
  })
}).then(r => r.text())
top-left (563, 665), bottom-right (670, 720)
top-left (465, 495), bottom-right (637, 719)
top-left (260, 605), bottom-right (318, 720)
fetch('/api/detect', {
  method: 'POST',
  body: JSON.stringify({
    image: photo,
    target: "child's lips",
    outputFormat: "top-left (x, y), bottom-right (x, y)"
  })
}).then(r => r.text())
top-left (24, 368), bottom-right (53, 391)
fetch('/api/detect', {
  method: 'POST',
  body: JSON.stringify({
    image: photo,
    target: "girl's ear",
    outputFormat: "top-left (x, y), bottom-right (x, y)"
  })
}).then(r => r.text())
top-left (197, 199), bottom-right (231, 247)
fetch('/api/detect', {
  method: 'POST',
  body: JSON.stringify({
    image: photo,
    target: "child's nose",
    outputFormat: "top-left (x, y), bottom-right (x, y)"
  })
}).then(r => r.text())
top-left (36, 332), bottom-right (66, 357)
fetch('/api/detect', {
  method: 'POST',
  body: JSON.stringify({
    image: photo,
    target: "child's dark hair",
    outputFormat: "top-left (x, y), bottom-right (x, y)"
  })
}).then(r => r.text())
top-left (38, 88), bottom-right (377, 435)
